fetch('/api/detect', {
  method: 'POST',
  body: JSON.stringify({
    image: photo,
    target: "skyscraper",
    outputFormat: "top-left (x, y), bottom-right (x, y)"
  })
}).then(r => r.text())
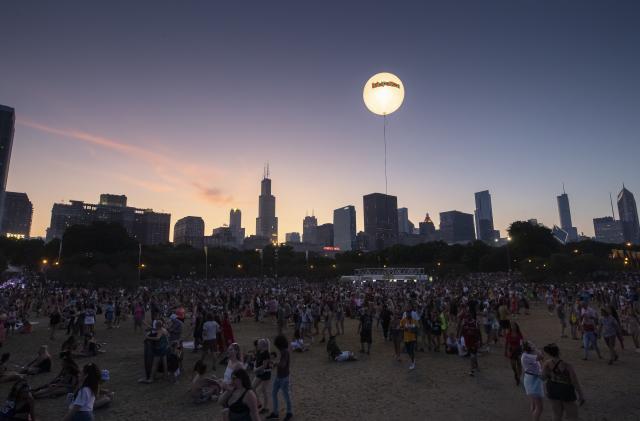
top-left (0, 105), bottom-right (15, 227)
top-left (333, 205), bottom-right (356, 251)
top-left (363, 193), bottom-right (398, 250)
top-left (557, 189), bottom-right (578, 242)
top-left (593, 217), bottom-right (625, 244)
top-left (303, 215), bottom-right (318, 244)
top-left (397, 207), bottom-right (411, 235)
top-left (229, 209), bottom-right (245, 246)
top-left (440, 210), bottom-right (475, 244)
top-left (316, 223), bottom-right (334, 247)
top-left (255, 166), bottom-right (278, 244)
top-left (174, 216), bottom-right (205, 248)
top-left (617, 186), bottom-right (640, 244)
top-left (474, 190), bottom-right (498, 242)
top-left (0, 192), bottom-right (32, 238)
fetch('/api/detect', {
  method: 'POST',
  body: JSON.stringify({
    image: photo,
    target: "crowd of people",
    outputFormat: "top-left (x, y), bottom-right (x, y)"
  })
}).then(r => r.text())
top-left (0, 270), bottom-right (637, 420)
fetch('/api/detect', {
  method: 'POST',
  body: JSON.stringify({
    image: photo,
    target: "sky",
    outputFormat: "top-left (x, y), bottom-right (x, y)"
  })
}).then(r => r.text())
top-left (1, 0), bottom-right (639, 240)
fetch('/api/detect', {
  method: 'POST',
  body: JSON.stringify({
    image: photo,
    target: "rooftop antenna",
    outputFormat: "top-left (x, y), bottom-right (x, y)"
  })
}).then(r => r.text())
top-left (562, 183), bottom-right (566, 194)
top-left (610, 192), bottom-right (616, 219)
top-left (266, 162), bottom-right (270, 178)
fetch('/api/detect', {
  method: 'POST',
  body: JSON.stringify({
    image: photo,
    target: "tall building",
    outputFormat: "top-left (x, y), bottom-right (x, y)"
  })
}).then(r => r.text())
top-left (474, 190), bottom-right (499, 242)
top-left (556, 190), bottom-right (578, 242)
top-left (419, 213), bottom-right (437, 241)
top-left (0, 192), bottom-right (32, 238)
top-left (173, 216), bottom-right (205, 248)
top-left (47, 194), bottom-right (170, 245)
top-left (229, 209), bottom-right (245, 246)
top-left (303, 215), bottom-right (318, 244)
top-left (397, 208), bottom-right (411, 234)
top-left (440, 210), bottom-right (475, 244)
top-left (316, 223), bottom-right (334, 247)
top-left (617, 186), bottom-right (640, 244)
top-left (255, 167), bottom-right (278, 244)
top-left (363, 193), bottom-right (398, 250)
top-left (285, 232), bottom-right (301, 243)
top-left (333, 205), bottom-right (356, 251)
top-left (0, 105), bottom-right (15, 227)
top-left (593, 217), bottom-right (625, 244)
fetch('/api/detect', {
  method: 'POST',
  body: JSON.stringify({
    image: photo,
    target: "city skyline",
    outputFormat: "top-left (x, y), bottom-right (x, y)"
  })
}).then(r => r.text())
top-left (2, 1), bottom-right (639, 240)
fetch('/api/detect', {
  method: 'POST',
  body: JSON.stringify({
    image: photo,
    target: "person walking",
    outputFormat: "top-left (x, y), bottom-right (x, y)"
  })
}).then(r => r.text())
top-left (400, 306), bottom-right (419, 370)
top-left (542, 343), bottom-right (585, 421)
top-left (266, 335), bottom-right (293, 421)
top-left (599, 308), bottom-right (620, 365)
top-left (521, 342), bottom-right (544, 421)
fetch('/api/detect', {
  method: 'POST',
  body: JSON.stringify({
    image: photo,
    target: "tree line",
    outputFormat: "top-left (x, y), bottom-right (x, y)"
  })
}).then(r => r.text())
top-left (0, 221), bottom-right (635, 287)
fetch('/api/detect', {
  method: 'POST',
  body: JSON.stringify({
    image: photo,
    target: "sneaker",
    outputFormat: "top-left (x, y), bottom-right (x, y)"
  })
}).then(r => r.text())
top-left (409, 363), bottom-right (415, 370)
top-left (266, 413), bottom-right (279, 420)
top-left (283, 414), bottom-right (293, 421)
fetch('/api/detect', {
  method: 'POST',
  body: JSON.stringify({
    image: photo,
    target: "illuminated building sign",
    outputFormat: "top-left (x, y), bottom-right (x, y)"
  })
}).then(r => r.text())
top-left (322, 246), bottom-right (341, 251)
top-left (5, 233), bottom-right (25, 239)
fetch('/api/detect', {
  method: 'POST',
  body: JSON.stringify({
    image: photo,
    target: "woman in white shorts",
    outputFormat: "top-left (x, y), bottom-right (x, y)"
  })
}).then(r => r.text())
top-left (521, 341), bottom-right (544, 421)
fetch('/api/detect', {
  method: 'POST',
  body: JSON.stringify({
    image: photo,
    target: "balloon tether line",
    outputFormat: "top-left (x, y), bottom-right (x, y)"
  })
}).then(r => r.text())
top-left (384, 113), bottom-right (388, 195)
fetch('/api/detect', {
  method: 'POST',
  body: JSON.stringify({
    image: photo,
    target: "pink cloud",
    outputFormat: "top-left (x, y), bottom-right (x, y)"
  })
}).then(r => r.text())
top-left (17, 118), bottom-right (229, 200)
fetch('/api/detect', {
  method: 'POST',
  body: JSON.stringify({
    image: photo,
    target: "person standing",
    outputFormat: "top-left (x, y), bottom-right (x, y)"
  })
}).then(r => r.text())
top-left (267, 335), bottom-right (293, 421)
top-left (599, 308), bottom-right (620, 365)
top-left (201, 313), bottom-right (219, 370)
top-left (459, 312), bottom-right (481, 376)
top-left (542, 343), bottom-right (584, 421)
top-left (357, 308), bottom-right (373, 355)
top-left (400, 307), bottom-right (419, 370)
top-left (580, 303), bottom-right (602, 360)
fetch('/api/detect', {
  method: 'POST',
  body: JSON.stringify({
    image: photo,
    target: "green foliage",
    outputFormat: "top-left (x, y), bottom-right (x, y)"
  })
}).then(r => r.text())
top-left (0, 220), bottom-right (635, 286)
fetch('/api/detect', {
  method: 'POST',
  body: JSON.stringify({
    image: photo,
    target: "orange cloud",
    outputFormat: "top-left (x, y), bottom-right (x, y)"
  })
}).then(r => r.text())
top-left (17, 118), bottom-right (229, 200)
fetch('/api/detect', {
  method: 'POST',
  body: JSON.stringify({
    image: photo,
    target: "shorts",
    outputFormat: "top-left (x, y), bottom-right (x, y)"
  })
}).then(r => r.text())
top-left (202, 339), bottom-right (217, 352)
top-left (523, 373), bottom-right (544, 398)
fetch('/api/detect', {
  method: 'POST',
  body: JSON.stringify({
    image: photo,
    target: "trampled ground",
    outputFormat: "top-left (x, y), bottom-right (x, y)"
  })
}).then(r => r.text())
top-left (3, 305), bottom-right (639, 421)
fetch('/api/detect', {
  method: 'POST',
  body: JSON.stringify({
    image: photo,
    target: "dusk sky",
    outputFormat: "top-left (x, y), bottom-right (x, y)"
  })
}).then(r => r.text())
top-left (2, 1), bottom-right (639, 240)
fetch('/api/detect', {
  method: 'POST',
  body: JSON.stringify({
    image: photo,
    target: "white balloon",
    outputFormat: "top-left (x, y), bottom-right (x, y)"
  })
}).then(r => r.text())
top-left (363, 72), bottom-right (405, 116)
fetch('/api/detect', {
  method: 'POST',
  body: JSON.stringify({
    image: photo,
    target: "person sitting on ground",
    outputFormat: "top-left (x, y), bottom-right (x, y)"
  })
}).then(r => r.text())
top-left (94, 369), bottom-right (115, 410)
top-left (0, 354), bottom-right (24, 384)
top-left (62, 362), bottom-right (100, 421)
top-left (290, 329), bottom-right (309, 353)
top-left (326, 336), bottom-right (357, 362)
top-left (219, 368), bottom-right (261, 421)
top-left (61, 336), bottom-right (79, 354)
top-left (190, 360), bottom-right (221, 404)
top-left (0, 379), bottom-right (36, 420)
top-left (19, 346), bottom-right (52, 375)
top-left (31, 352), bottom-right (79, 399)
top-left (17, 319), bottom-right (32, 335)
top-left (445, 333), bottom-right (458, 355)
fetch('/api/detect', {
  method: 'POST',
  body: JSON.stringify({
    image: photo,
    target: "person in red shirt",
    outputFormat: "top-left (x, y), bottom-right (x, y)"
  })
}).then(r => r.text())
top-left (459, 312), bottom-right (480, 376)
top-left (504, 321), bottom-right (524, 386)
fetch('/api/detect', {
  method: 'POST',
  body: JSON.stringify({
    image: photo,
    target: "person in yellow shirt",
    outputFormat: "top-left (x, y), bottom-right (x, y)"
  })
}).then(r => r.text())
top-left (400, 305), bottom-right (419, 371)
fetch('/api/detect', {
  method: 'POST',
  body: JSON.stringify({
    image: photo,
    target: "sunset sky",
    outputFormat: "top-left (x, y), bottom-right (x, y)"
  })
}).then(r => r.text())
top-left (2, 1), bottom-right (639, 240)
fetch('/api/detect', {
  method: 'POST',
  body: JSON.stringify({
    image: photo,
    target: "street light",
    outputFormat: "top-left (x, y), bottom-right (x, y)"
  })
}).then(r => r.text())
top-left (42, 259), bottom-right (48, 265)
